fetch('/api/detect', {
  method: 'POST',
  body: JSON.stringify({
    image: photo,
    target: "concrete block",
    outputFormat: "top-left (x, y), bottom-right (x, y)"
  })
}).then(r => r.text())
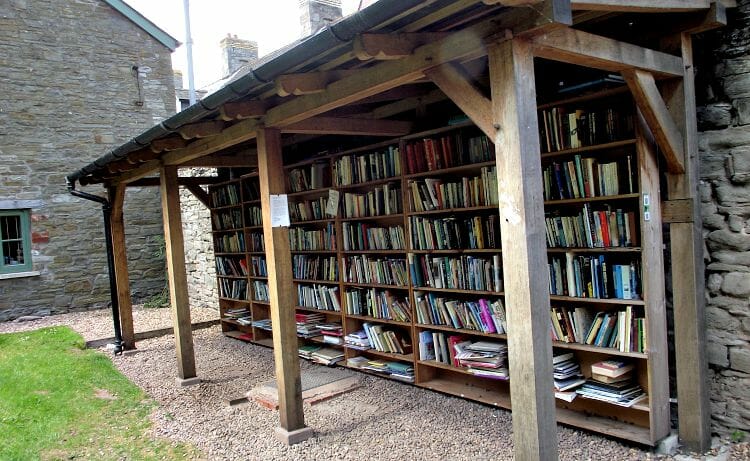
top-left (274, 426), bottom-right (314, 446)
top-left (175, 377), bottom-right (201, 387)
top-left (655, 431), bottom-right (679, 455)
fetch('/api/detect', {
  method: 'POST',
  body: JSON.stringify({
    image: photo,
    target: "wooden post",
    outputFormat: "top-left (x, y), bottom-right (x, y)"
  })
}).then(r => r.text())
top-left (662, 33), bottom-right (711, 452)
top-left (256, 127), bottom-right (311, 444)
top-left (159, 165), bottom-right (198, 383)
top-left (488, 38), bottom-right (558, 461)
top-left (108, 184), bottom-right (135, 350)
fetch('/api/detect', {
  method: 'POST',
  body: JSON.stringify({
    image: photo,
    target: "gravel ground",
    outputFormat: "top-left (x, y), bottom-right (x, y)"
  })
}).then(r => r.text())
top-left (2, 308), bottom-right (748, 460)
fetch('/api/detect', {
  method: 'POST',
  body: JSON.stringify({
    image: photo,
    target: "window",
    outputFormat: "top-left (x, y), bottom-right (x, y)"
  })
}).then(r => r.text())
top-left (0, 210), bottom-right (32, 274)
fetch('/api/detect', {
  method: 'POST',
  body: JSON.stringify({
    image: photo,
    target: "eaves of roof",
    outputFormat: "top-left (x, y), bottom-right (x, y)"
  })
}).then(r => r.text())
top-left (103, 0), bottom-right (180, 52)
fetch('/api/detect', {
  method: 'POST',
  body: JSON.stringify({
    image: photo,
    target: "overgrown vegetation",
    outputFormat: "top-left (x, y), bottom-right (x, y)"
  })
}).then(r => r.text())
top-left (144, 235), bottom-right (169, 308)
top-left (0, 327), bottom-right (200, 460)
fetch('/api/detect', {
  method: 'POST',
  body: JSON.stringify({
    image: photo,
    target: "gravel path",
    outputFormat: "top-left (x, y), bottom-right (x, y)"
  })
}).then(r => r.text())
top-left (2, 309), bottom-right (748, 460)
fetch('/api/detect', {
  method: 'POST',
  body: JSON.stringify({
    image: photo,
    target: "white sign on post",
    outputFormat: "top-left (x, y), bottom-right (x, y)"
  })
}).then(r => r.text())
top-left (270, 194), bottom-right (290, 227)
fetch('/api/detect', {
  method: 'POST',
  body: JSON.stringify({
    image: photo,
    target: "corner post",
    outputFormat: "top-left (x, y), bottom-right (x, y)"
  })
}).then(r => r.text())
top-left (256, 127), bottom-right (311, 444)
top-left (159, 165), bottom-right (197, 381)
top-left (108, 184), bottom-right (135, 350)
top-left (488, 38), bottom-right (558, 461)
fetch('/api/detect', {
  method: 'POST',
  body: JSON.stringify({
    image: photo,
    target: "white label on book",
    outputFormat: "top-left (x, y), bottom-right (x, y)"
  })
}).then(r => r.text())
top-left (270, 194), bottom-right (290, 227)
top-left (326, 189), bottom-right (340, 217)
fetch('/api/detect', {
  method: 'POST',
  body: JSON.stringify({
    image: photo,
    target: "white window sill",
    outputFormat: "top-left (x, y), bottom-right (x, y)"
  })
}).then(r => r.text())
top-left (0, 271), bottom-right (41, 280)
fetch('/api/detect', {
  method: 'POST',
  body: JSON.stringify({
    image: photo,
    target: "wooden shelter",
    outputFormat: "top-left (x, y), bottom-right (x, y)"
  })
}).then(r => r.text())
top-left (67, 1), bottom-right (732, 459)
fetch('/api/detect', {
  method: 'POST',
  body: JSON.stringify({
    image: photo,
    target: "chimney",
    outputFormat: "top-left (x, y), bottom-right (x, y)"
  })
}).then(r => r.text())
top-left (299, 0), bottom-right (342, 37)
top-left (173, 70), bottom-right (184, 90)
top-left (220, 34), bottom-right (259, 77)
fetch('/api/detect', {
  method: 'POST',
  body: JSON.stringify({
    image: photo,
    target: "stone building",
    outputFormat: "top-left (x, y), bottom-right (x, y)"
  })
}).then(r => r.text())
top-left (0, 0), bottom-right (177, 321)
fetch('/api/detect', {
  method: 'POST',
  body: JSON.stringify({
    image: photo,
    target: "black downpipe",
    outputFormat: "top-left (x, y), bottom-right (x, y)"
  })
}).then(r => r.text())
top-left (66, 179), bottom-right (124, 355)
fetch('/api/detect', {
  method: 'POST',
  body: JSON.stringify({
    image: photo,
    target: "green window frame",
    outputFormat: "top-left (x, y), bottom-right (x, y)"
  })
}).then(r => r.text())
top-left (0, 210), bottom-right (33, 274)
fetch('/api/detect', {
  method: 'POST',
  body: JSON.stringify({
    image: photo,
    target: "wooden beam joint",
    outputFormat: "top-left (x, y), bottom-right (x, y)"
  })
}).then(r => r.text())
top-left (178, 121), bottom-right (225, 140)
top-left (219, 100), bottom-right (266, 120)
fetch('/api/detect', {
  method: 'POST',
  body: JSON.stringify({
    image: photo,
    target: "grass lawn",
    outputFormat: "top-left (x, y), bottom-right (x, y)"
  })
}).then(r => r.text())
top-left (0, 326), bottom-right (201, 461)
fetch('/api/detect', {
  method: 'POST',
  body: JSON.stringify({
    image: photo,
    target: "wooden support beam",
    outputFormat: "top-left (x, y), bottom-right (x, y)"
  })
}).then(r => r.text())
top-left (180, 152), bottom-right (258, 168)
top-left (127, 176), bottom-right (223, 187)
top-left (353, 33), bottom-right (449, 61)
top-left (282, 117), bottom-right (413, 137)
top-left (532, 28), bottom-right (684, 78)
top-left (257, 127), bottom-right (309, 441)
top-left (571, 0), bottom-right (710, 12)
top-left (151, 136), bottom-right (187, 153)
top-left (219, 100), bottom-right (266, 120)
top-left (424, 62), bottom-right (495, 139)
top-left (162, 118), bottom-right (259, 167)
top-left (622, 69), bottom-right (686, 173)
top-left (107, 184), bottom-right (134, 350)
top-left (370, 89), bottom-right (446, 120)
top-left (185, 183), bottom-right (210, 208)
top-left (178, 120), bottom-right (224, 140)
top-left (662, 33), bottom-right (711, 453)
top-left (159, 165), bottom-right (197, 380)
top-left (483, 0), bottom-right (544, 5)
top-left (489, 38), bottom-right (557, 460)
top-left (662, 198), bottom-right (694, 223)
top-left (276, 70), bottom-right (357, 97)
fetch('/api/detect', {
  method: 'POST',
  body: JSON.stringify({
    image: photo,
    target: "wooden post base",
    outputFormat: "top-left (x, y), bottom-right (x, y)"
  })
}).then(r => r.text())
top-left (274, 426), bottom-right (314, 445)
top-left (175, 377), bottom-right (201, 387)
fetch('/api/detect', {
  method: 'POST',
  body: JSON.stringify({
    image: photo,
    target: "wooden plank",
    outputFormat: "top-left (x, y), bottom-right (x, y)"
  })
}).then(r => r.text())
top-left (634, 117), bottom-right (671, 444)
top-left (370, 89), bottom-right (446, 120)
top-left (219, 100), bottom-right (266, 120)
top-left (488, 38), bottom-right (557, 460)
top-left (662, 33), bottom-right (711, 453)
top-left (571, 0), bottom-right (710, 11)
top-left (532, 28), bottom-right (684, 78)
top-left (662, 198), bottom-right (694, 223)
top-left (151, 136), bottom-right (187, 153)
top-left (424, 62), bottom-right (495, 139)
top-left (276, 70), bottom-right (357, 97)
top-left (126, 176), bottom-right (223, 187)
top-left (108, 184), bottom-right (134, 350)
top-left (257, 127), bottom-right (306, 432)
top-left (623, 69), bottom-right (686, 173)
top-left (282, 117), bottom-right (413, 137)
top-left (185, 184), bottom-right (210, 208)
top-left (178, 120), bottom-right (224, 140)
top-left (159, 165), bottom-right (197, 379)
top-left (353, 33), bottom-right (450, 60)
top-left (180, 153), bottom-right (258, 168)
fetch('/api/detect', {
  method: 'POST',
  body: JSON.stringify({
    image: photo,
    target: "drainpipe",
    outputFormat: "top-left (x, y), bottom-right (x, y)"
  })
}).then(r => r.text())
top-left (66, 179), bottom-right (124, 355)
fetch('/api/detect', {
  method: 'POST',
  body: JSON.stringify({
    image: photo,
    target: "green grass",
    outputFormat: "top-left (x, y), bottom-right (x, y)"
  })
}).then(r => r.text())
top-left (0, 326), bottom-right (201, 461)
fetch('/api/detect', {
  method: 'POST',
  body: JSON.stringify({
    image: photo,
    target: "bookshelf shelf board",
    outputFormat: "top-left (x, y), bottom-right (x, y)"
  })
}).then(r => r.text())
top-left (345, 366), bottom-right (415, 384)
top-left (217, 274), bottom-right (248, 279)
top-left (552, 341), bottom-right (647, 359)
top-left (346, 314), bottom-right (411, 327)
top-left (404, 160), bottom-right (496, 180)
top-left (413, 286), bottom-right (504, 296)
top-left (341, 250), bottom-right (407, 255)
top-left (221, 318), bottom-right (252, 327)
top-left (248, 251), bottom-right (266, 255)
top-left (295, 305), bottom-right (342, 315)
top-left (210, 203), bottom-right (243, 211)
top-left (218, 297), bottom-right (251, 303)
top-left (409, 248), bottom-right (500, 254)
top-left (298, 334), bottom-right (327, 344)
top-left (544, 193), bottom-right (640, 206)
top-left (342, 282), bottom-right (410, 290)
top-left (339, 214), bottom-right (404, 222)
top-left (293, 278), bottom-right (339, 285)
top-left (286, 187), bottom-right (331, 199)
top-left (418, 378), bottom-right (511, 409)
top-left (245, 199), bottom-right (261, 204)
top-left (249, 275), bottom-right (268, 280)
top-left (575, 395), bottom-right (651, 413)
top-left (223, 330), bottom-right (254, 342)
top-left (414, 323), bottom-right (507, 340)
top-left (555, 407), bottom-right (652, 446)
top-left (548, 295), bottom-right (645, 306)
top-left (284, 154), bottom-right (335, 170)
top-left (537, 85), bottom-right (629, 110)
top-left (212, 227), bottom-right (244, 233)
top-left (547, 247), bottom-right (641, 254)
top-left (539, 138), bottom-right (637, 160)
top-left (290, 250), bottom-right (338, 254)
top-left (350, 347), bottom-right (413, 363)
top-left (252, 300), bottom-right (271, 305)
top-left (215, 252), bottom-right (246, 256)
top-left (401, 119), bottom-right (474, 141)
top-left (290, 218), bottom-right (334, 226)
top-left (336, 177), bottom-right (402, 190)
top-left (253, 337), bottom-right (275, 348)
top-left (419, 360), bottom-right (507, 381)
top-left (407, 205), bottom-right (497, 216)
top-left (246, 225), bottom-right (263, 230)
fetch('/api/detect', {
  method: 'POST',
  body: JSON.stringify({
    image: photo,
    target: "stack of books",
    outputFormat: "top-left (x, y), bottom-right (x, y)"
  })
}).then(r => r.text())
top-left (318, 322), bottom-right (344, 345)
top-left (251, 318), bottom-right (272, 331)
top-left (310, 347), bottom-right (344, 366)
top-left (552, 352), bottom-right (586, 402)
top-left (224, 307), bottom-right (251, 325)
top-left (455, 341), bottom-right (509, 380)
top-left (344, 330), bottom-right (370, 350)
top-left (576, 359), bottom-right (646, 407)
top-left (296, 312), bottom-right (325, 338)
top-left (298, 344), bottom-right (322, 360)
top-left (355, 359), bottom-right (415, 382)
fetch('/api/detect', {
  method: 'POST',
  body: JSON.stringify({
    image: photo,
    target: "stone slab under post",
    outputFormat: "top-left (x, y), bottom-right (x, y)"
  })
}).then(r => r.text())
top-left (274, 426), bottom-right (314, 446)
top-left (176, 377), bottom-right (201, 387)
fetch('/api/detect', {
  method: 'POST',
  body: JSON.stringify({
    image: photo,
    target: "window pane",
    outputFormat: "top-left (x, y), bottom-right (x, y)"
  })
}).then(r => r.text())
top-left (1, 215), bottom-right (22, 240)
top-left (2, 240), bottom-right (25, 266)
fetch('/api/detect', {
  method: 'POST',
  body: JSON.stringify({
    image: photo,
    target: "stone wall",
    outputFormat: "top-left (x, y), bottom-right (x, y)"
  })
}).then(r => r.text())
top-left (696, 0), bottom-right (750, 436)
top-left (0, 0), bottom-right (174, 321)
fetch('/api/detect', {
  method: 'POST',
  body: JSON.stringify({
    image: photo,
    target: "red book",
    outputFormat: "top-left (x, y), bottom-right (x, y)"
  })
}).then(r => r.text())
top-left (599, 211), bottom-right (611, 247)
top-left (406, 143), bottom-right (416, 174)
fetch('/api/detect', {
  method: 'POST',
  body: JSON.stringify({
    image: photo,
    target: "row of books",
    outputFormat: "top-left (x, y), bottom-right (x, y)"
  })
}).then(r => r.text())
top-left (538, 105), bottom-right (634, 153)
top-left (292, 255), bottom-right (338, 281)
top-left (342, 223), bottom-right (406, 251)
top-left (289, 196), bottom-right (330, 222)
top-left (215, 256), bottom-right (248, 277)
top-left (360, 323), bottom-right (412, 355)
top-left (212, 208), bottom-right (243, 231)
top-left (419, 332), bottom-right (509, 380)
top-left (545, 205), bottom-right (638, 249)
top-left (344, 288), bottom-right (411, 322)
top-left (408, 168), bottom-right (498, 212)
top-left (245, 206), bottom-right (263, 226)
top-left (414, 292), bottom-right (506, 334)
top-left (210, 183), bottom-right (241, 207)
top-left (548, 254), bottom-right (640, 300)
top-left (253, 281), bottom-right (269, 302)
top-left (243, 179), bottom-right (260, 202)
top-left (289, 224), bottom-right (336, 251)
top-left (409, 215), bottom-right (499, 251)
top-left (248, 231), bottom-right (265, 252)
top-left (219, 279), bottom-right (248, 300)
top-left (404, 131), bottom-right (492, 175)
top-left (332, 146), bottom-right (401, 186)
top-left (409, 254), bottom-right (503, 293)
top-left (551, 306), bottom-right (646, 353)
top-left (288, 162), bottom-right (327, 192)
top-left (297, 284), bottom-right (341, 311)
top-left (342, 184), bottom-right (402, 218)
top-left (346, 356), bottom-right (414, 382)
top-left (343, 256), bottom-right (409, 286)
top-left (214, 232), bottom-right (245, 253)
top-left (542, 155), bottom-right (635, 201)
top-left (249, 256), bottom-right (267, 277)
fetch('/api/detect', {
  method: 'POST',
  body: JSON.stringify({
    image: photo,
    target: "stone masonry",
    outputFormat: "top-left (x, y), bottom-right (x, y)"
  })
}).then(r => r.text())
top-left (696, 0), bottom-right (750, 436)
top-left (299, 0), bottom-right (342, 37)
top-left (0, 0), bottom-right (174, 321)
